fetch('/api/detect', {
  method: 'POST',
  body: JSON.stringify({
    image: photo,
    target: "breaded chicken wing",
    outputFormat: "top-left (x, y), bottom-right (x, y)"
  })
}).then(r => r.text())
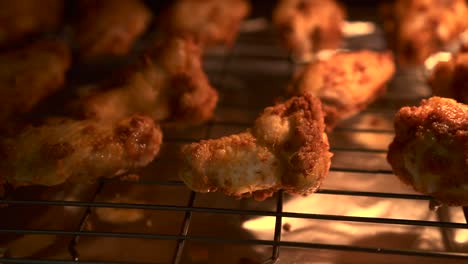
top-left (0, 0), bottom-right (63, 48)
top-left (387, 97), bottom-right (468, 205)
top-left (79, 37), bottom-right (218, 125)
top-left (273, 0), bottom-right (345, 61)
top-left (0, 115), bottom-right (162, 187)
top-left (0, 39), bottom-right (71, 124)
top-left (164, 0), bottom-right (250, 48)
top-left (428, 51), bottom-right (468, 104)
top-left (73, 0), bottom-right (152, 60)
top-left (381, 0), bottom-right (468, 65)
top-left (179, 95), bottom-right (332, 201)
top-left (288, 50), bottom-right (395, 131)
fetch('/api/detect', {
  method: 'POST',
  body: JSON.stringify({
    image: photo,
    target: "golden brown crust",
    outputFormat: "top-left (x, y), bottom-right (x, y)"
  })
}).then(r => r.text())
top-left (381, 0), bottom-right (468, 66)
top-left (387, 97), bottom-right (468, 205)
top-left (0, 0), bottom-right (64, 48)
top-left (168, 72), bottom-right (219, 123)
top-left (428, 51), bottom-right (468, 104)
top-left (78, 37), bottom-right (218, 125)
top-left (73, 0), bottom-right (152, 60)
top-left (0, 39), bottom-right (71, 124)
top-left (253, 94), bottom-right (331, 195)
top-left (179, 95), bottom-right (332, 201)
top-left (288, 50), bottom-right (395, 131)
top-left (273, 0), bottom-right (345, 61)
top-left (0, 115), bottom-right (162, 187)
top-left (164, 0), bottom-right (251, 48)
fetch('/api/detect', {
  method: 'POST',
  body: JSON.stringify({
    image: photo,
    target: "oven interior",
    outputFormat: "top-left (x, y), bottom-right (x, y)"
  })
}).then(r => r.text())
top-left (0, 1), bottom-right (467, 264)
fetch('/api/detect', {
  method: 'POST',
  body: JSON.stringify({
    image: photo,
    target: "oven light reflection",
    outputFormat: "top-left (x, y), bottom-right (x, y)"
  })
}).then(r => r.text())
top-left (242, 216), bottom-right (275, 231)
top-left (424, 52), bottom-right (452, 72)
top-left (241, 193), bottom-right (467, 253)
top-left (455, 230), bottom-right (468, 244)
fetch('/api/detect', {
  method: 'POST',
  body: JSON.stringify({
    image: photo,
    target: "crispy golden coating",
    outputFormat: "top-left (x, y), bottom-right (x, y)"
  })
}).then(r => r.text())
top-left (381, 0), bottom-right (468, 65)
top-left (73, 0), bottom-right (152, 60)
top-left (0, 39), bottom-right (71, 124)
top-left (0, 0), bottom-right (63, 48)
top-left (273, 0), bottom-right (345, 61)
top-left (165, 0), bottom-right (250, 48)
top-left (0, 115), bottom-right (162, 187)
top-left (288, 50), bottom-right (395, 131)
top-left (428, 51), bottom-right (468, 104)
top-left (179, 95), bottom-right (332, 201)
top-left (387, 97), bottom-right (468, 206)
top-left (79, 37), bottom-right (218, 125)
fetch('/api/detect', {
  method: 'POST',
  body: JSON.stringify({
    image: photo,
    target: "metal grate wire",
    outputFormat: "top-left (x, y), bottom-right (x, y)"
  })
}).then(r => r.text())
top-left (1, 17), bottom-right (468, 264)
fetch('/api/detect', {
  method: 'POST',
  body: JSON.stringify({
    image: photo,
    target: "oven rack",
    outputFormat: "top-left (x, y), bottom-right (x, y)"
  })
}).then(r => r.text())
top-left (1, 181), bottom-right (468, 264)
top-left (1, 19), bottom-right (468, 264)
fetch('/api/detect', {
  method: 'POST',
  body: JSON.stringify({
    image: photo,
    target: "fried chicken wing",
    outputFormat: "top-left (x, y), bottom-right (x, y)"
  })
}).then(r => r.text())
top-left (387, 97), bottom-right (468, 205)
top-left (273, 0), bottom-right (345, 61)
top-left (73, 0), bottom-right (152, 60)
top-left (288, 51), bottom-right (395, 131)
top-left (0, 39), bottom-right (71, 124)
top-left (179, 95), bottom-right (332, 201)
top-left (0, 115), bottom-right (162, 187)
top-left (381, 0), bottom-right (468, 66)
top-left (0, 0), bottom-right (63, 48)
top-left (428, 51), bottom-right (468, 104)
top-left (79, 37), bottom-right (218, 125)
top-left (164, 0), bottom-right (250, 48)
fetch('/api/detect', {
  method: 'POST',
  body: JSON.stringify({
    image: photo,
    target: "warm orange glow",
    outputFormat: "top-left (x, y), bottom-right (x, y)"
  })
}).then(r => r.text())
top-left (455, 230), bottom-right (468, 244)
top-left (242, 188), bottom-right (466, 251)
top-left (240, 18), bottom-right (269, 33)
top-left (458, 29), bottom-right (468, 48)
top-left (342, 21), bottom-right (376, 37)
top-left (424, 52), bottom-right (452, 72)
top-left (242, 216), bottom-right (275, 231)
top-left (316, 49), bottom-right (347, 61)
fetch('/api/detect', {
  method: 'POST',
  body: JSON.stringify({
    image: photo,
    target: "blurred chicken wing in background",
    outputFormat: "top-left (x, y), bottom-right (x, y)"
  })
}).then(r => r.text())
top-left (0, 39), bottom-right (71, 125)
top-left (288, 50), bottom-right (395, 131)
top-left (428, 50), bottom-right (468, 104)
top-left (0, 0), bottom-right (64, 48)
top-left (381, 0), bottom-right (468, 66)
top-left (273, 0), bottom-right (345, 61)
top-left (163, 0), bottom-right (251, 48)
top-left (78, 37), bottom-right (218, 125)
top-left (72, 0), bottom-right (152, 61)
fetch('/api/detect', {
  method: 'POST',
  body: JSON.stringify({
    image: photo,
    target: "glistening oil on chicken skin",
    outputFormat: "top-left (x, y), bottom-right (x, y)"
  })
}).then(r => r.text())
top-left (0, 115), bottom-right (162, 187)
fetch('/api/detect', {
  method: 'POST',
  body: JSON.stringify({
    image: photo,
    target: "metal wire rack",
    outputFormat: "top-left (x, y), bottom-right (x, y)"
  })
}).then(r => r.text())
top-left (1, 14), bottom-right (468, 264)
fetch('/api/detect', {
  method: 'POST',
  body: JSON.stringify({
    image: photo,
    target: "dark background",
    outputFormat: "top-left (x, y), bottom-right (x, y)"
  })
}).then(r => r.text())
top-left (144, 0), bottom-right (384, 18)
